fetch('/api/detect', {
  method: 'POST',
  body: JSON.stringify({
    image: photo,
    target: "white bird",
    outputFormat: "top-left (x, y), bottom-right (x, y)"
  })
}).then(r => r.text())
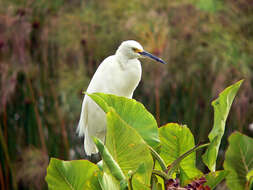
top-left (77, 40), bottom-right (166, 158)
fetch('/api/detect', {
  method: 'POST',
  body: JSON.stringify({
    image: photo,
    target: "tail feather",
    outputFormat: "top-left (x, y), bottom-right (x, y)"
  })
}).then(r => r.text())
top-left (77, 97), bottom-right (87, 137)
top-left (77, 95), bottom-right (106, 156)
top-left (77, 96), bottom-right (98, 155)
top-left (77, 119), bottom-right (85, 137)
top-left (84, 130), bottom-right (98, 156)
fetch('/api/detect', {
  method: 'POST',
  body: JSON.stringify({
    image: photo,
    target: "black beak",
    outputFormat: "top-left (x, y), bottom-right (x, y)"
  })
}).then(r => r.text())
top-left (138, 51), bottom-right (167, 64)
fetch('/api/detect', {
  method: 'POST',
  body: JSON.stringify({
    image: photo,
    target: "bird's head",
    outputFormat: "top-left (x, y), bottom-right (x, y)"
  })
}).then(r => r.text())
top-left (116, 40), bottom-right (167, 64)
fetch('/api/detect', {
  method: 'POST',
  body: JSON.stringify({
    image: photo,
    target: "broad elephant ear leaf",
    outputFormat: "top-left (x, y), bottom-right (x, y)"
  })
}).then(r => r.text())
top-left (105, 109), bottom-right (154, 189)
top-left (87, 93), bottom-right (160, 149)
top-left (159, 123), bottom-right (202, 186)
top-left (224, 132), bottom-right (253, 190)
top-left (202, 80), bottom-right (243, 171)
top-left (45, 158), bottom-right (101, 190)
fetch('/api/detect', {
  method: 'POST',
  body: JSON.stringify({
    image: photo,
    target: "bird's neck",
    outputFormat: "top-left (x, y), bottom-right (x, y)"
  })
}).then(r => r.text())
top-left (115, 52), bottom-right (135, 69)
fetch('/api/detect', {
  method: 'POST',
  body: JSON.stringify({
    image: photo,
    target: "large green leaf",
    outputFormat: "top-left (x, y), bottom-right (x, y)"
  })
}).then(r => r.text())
top-left (202, 80), bottom-right (243, 171)
top-left (205, 170), bottom-right (228, 190)
top-left (46, 158), bottom-right (101, 190)
top-left (87, 93), bottom-right (160, 149)
top-left (159, 123), bottom-right (202, 185)
top-left (105, 109), bottom-right (154, 189)
top-left (224, 132), bottom-right (253, 190)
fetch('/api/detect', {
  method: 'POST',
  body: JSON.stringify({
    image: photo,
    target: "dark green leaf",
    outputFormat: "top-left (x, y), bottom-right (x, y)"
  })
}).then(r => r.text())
top-left (205, 170), bottom-right (228, 189)
top-left (224, 132), bottom-right (253, 190)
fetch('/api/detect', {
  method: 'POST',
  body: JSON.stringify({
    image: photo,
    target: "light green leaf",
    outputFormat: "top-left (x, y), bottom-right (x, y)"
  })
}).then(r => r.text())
top-left (106, 109), bottom-right (154, 189)
top-left (159, 123), bottom-right (202, 185)
top-left (98, 172), bottom-right (121, 190)
top-left (247, 169), bottom-right (253, 181)
top-left (87, 93), bottom-right (160, 149)
top-left (45, 158), bottom-right (101, 190)
top-left (247, 169), bottom-right (253, 189)
top-left (202, 80), bottom-right (243, 171)
top-left (224, 132), bottom-right (253, 190)
top-left (205, 170), bottom-right (228, 190)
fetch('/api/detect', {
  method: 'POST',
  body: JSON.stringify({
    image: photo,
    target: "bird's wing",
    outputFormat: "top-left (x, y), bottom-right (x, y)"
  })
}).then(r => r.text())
top-left (77, 55), bottom-right (115, 137)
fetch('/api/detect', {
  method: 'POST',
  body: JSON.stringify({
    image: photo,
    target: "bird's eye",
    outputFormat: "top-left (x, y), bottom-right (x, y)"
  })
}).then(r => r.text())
top-left (132, 48), bottom-right (139, 53)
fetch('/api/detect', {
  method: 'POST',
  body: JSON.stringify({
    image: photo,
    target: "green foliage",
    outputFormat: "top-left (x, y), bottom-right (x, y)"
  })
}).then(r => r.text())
top-left (45, 80), bottom-right (250, 190)
top-left (224, 132), bottom-right (253, 190)
top-left (45, 158), bottom-right (101, 190)
top-left (205, 170), bottom-right (228, 189)
top-left (88, 93), bottom-right (160, 150)
top-left (105, 109), bottom-right (153, 189)
top-left (202, 80), bottom-right (243, 171)
top-left (159, 123), bottom-right (202, 185)
top-left (93, 104), bottom-right (154, 189)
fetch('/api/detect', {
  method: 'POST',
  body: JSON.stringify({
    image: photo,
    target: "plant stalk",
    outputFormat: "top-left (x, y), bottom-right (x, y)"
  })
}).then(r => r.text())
top-left (0, 125), bottom-right (17, 190)
top-left (152, 169), bottom-right (170, 181)
top-left (149, 146), bottom-right (167, 172)
top-left (167, 143), bottom-right (210, 177)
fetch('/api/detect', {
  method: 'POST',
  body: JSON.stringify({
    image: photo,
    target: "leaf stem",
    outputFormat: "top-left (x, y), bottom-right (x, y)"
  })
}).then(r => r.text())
top-left (128, 171), bottom-right (134, 190)
top-left (167, 143), bottom-right (210, 177)
top-left (149, 146), bottom-right (167, 172)
top-left (152, 169), bottom-right (170, 181)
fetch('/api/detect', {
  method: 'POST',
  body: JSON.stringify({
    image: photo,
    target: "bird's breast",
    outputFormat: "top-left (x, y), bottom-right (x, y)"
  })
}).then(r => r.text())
top-left (87, 57), bottom-right (142, 98)
top-left (109, 60), bottom-right (142, 98)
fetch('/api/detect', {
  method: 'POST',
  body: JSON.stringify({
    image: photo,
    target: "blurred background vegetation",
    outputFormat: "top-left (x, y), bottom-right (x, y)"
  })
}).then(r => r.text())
top-left (0, 0), bottom-right (252, 189)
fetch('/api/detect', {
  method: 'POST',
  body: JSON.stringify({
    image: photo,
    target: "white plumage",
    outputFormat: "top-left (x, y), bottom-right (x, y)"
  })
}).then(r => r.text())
top-left (77, 40), bottom-right (166, 156)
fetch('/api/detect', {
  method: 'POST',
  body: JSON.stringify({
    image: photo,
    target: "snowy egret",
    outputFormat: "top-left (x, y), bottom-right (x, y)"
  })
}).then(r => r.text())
top-left (77, 40), bottom-right (166, 159)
